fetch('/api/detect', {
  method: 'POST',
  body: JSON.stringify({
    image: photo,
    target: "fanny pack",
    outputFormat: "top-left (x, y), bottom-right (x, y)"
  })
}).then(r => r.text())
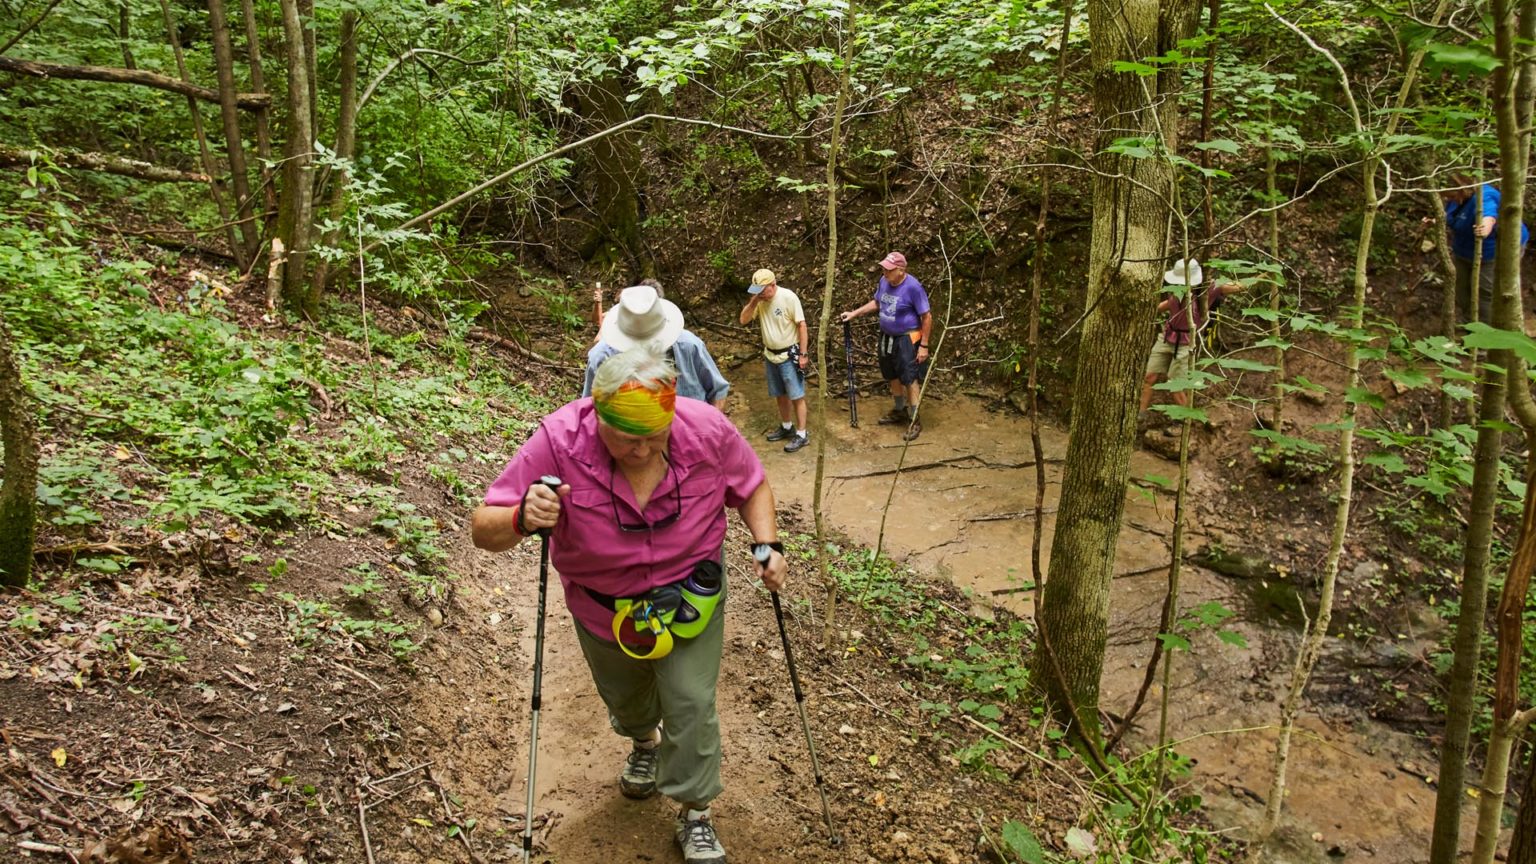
top-left (586, 560), bottom-right (724, 660)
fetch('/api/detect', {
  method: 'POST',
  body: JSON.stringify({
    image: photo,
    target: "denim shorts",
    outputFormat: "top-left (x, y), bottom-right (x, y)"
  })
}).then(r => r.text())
top-left (764, 357), bottom-right (805, 400)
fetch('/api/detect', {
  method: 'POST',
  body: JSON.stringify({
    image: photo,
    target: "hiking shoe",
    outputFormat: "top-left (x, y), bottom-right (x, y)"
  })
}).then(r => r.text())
top-left (902, 418), bottom-right (923, 441)
top-left (675, 809), bottom-right (727, 864)
top-left (783, 433), bottom-right (810, 453)
top-left (764, 426), bottom-right (794, 442)
top-left (619, 739), bottom-right (659, 800)
top-left (877, 407), bottom-right (909, 426)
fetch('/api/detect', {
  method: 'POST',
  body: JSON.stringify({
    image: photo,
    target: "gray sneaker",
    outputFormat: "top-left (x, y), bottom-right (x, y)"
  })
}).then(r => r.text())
top-left (783, 433), bottom-right (810, 453)
top-left (764, 426), bottom-right (794, 442)
top-left (675, 809), bottom-right (727, 863)
top-left (619, 739), bottom-right (659, 799)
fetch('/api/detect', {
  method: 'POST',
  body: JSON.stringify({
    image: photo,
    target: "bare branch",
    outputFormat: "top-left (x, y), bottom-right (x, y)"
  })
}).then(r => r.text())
top-left (0, 54), bottom-right (271, 108)
top-left (0, 144), bottom-right (210, 182)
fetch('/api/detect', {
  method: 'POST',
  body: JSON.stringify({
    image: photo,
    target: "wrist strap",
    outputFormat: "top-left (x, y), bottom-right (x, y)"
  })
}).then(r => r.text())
top-left (516, 491), bottom-right (533, 536)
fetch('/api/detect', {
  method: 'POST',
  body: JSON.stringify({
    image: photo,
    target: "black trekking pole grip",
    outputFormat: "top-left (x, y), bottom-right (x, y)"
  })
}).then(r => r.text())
top-left (523, 474), bottom-right (561, 863)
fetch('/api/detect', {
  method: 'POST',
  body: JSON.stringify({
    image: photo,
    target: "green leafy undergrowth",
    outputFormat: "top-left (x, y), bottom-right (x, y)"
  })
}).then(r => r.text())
top-left (0, 210), bottom-right (551, 574)
top-left (794, 539), bottom-right (1032, 766)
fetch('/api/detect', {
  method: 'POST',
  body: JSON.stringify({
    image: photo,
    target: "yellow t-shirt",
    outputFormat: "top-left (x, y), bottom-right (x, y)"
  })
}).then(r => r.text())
top-left (752, 288), bottom-right (805, 363)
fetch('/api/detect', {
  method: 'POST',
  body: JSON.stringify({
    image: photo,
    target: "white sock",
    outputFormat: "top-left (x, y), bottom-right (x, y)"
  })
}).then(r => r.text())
top-left (780, 421), bottom-right (792, 430)
top-left (795, 429), bottom-right (806, 437)
top-left (683, 807), bottom-right (711, 821)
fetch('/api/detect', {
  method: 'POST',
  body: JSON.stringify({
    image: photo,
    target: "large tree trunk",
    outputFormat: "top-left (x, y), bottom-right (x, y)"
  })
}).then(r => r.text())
top-left (1444, 1), bottom-right (1536, 862)
top-left (276, 0), bottom-right (316, 316)
top-left (0, 56), bottom-right (270, 108)
top-left (1431, 3), bottom-right (1529, 854)
top-left (157, 0), bottom-right (243, 270)
top-left (0, 315), bottom-right (38, 589)
top-left (574, 75), bottom-right (644, 270)
top-left (239, 0), bottom-right (278, 222)
top-left (312, 10), bottom-right (359, 296)
top-left (207, 0), bottom-right (259, 263)
top-left (1032, 0), bottom-right (1198, 743)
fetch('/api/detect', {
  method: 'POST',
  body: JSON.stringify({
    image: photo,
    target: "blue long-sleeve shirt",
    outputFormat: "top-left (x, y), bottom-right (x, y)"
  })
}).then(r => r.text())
top-left (583, 330), bottom-right (730, 404)
top-left (1446, 183), bottom-right (1530, 261)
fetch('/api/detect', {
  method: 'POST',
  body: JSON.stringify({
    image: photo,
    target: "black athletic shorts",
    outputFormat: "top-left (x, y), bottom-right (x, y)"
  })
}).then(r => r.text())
top-left (877, 332), bottom-right (926, 386)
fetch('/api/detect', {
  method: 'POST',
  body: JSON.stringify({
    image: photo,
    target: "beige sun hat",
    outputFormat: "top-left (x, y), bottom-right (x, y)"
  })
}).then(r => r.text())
top-left (598, 284), bottom-right (686, 352)
top-left (1162, 258), bottom-right (1203, 286)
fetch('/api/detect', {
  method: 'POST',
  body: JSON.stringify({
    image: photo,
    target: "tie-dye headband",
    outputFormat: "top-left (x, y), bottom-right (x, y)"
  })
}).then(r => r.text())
top-left (594, 380), bottom-right (677, 436)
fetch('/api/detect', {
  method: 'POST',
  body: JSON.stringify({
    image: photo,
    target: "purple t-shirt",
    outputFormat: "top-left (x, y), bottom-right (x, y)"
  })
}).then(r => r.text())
top-left (483, 397), bottom-right (764, 643)
top-left (875, 275), bottom-right (930, 335)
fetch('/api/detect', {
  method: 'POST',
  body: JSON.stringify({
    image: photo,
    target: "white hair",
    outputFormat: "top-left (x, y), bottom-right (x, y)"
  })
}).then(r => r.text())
top-left (591, 343), bottom-right (678, 401)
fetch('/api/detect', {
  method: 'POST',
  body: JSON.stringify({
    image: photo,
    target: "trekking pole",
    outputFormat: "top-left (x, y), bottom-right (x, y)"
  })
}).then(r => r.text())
top-left (523, 475), bottom-right (562, 864)
top-left (842, 320), bottom-right (858, 428)
top-left (756, 546), bottom-right (841, 846)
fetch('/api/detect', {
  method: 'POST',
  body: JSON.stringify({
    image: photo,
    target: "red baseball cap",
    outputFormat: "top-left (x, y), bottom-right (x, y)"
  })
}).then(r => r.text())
top-left (879, 252), bottom-right (907, 270)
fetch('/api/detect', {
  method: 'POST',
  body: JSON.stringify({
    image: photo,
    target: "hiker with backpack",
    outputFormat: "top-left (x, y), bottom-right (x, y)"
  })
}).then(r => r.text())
top-left (739, 268), bottom-right (812, 453)
top-left (585, 282), bottom-right (730, 409)
top-left (1138, 257), bottom-right (1242, 428)
top-left (472, 344), bottom-right (787, 864)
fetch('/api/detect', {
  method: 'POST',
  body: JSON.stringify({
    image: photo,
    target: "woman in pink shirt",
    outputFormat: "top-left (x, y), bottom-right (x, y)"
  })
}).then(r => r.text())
top-left (472, 345), bottom-right (786, 864)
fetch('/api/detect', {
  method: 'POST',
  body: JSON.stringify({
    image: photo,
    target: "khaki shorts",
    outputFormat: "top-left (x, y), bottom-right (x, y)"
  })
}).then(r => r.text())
top-left (1146, 339), bottom-right (1193, 379)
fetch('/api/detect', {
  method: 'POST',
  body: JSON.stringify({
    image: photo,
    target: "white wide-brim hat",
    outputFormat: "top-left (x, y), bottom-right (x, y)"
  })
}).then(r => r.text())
top-left (1163, 258), bottom-right (1203, 286)
top-left (599, 284), bottom-right (685, 353)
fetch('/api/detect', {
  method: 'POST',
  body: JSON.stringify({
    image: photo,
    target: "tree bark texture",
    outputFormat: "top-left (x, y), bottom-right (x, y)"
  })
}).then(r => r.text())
top-left (0, 145), bottom-right (209, 182)
top-left (1514, 747), bottom-right (1536, 864)
top-left (1033, 0), bottom-right (1199, 741)
top-left (239, 0), bottom-right (278, 218)
top-left (277, 0), bottom-right (316, 315)
top-left (1430, 1), bottom-right (1530, 859)
top-left (574, 75), bottom-right (644, 269)
top-left (158, 0), bottom-right (242, 269)
top-left (1459, 1), bottom-right (1536, 861)
top-left (0, 315), bottom-right (38, 589)
top-left (118, 1), bottom-right (136, 69)
top-left (312, 10), bottom-right (359, 296)
top-left (813, 19), bottom-right (854, 649)
top-left (207, 0), bottom-right (259, 262)
top-left (0, 56), bottom-right (271, 108)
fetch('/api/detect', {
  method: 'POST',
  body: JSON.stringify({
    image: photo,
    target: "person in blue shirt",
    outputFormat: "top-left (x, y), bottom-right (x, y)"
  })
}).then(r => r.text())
top-left (584, 283), bottom-right (730, 410)
top-left (1441, 175), bottom-right (1529, 324)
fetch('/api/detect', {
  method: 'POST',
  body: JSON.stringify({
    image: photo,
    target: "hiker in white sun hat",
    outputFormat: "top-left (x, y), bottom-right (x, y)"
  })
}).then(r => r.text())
top-left (1138, 257), bottom-right (1242, 429)
top-left (585, 283), bottom-right (730, 409)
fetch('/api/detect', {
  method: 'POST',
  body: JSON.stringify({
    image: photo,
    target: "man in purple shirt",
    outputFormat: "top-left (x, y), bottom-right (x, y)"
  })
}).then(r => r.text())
top-left (839, 251), bottom-right (933, 441)
top-left (472, 345), bottom-right (788, 864)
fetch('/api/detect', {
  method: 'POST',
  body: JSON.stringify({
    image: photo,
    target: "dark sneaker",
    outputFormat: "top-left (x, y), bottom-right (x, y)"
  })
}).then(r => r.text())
top-left (619, 739), bottom-right (659, 800)
top-left (675, 809), bottom-right (727, 863)
top-left (876, 407), bottom-right (909, 426)
top-left (902, 418), bottom-right (923, 442)
top-left (764, 426), bottom-right (794, 442)
top-left (783, 433), bottom-right (809, 453)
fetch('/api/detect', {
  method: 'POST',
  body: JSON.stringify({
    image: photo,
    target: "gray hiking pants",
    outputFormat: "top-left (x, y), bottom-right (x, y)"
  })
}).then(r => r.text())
top-left (572, 577), bottom-right (727, 806)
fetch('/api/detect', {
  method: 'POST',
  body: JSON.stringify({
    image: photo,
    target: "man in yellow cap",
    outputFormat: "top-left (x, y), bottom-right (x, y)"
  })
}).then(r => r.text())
top-left (738, 268), bottom-right (811, 453)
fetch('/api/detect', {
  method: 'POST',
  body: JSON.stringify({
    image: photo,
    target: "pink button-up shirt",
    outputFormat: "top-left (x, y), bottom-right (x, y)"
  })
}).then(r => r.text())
top-left (484, 397), bottom-right (764, 642)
